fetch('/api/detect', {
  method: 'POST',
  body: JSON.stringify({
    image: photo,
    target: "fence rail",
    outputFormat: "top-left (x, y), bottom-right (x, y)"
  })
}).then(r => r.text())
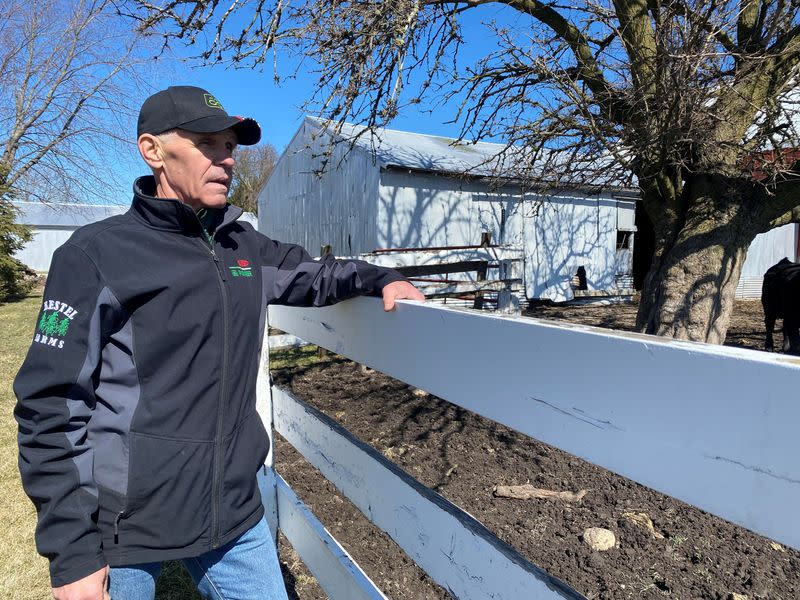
top-left (261, 298), bottom-right (800, 598)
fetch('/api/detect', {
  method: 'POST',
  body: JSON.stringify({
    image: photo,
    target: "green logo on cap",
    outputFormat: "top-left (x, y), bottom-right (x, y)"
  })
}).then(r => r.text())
top-left (204, 94), bottom-right (224, 110)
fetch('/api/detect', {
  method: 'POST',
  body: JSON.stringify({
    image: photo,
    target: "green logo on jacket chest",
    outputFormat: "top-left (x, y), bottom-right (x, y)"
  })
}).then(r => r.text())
top-left (229, 258), bottom-right (253, 278)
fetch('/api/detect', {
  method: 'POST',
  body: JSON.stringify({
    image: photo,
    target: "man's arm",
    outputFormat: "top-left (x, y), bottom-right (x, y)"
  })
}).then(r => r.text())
top-left (14, 243), bottom-right (112, 592)
top-left (260, 236), bottom-right (423, 307)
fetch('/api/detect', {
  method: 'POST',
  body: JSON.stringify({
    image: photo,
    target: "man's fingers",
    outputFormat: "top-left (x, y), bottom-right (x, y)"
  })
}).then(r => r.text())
top-left (382, 281), bottom-right (424, 312)
top-left (103, 565), bottom-right (110, 599)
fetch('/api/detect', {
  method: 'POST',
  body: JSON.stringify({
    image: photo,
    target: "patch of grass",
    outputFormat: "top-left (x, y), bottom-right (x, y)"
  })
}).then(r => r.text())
top-left (269, 344), bottom-right (328, 371)
top-left (0, 291), bottom-right (51, 600)
top-left (0, 293), bottom-right (202, 599)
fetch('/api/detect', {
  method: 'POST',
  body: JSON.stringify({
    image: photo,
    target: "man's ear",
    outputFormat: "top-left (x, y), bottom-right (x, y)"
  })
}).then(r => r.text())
top-left (138, 134), bottom-right (164, 169)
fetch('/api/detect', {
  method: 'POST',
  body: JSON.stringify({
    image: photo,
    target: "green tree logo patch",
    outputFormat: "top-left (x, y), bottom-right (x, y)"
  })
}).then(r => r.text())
top-left (38, 311), bottom-right (70, 337)
top-left (33, 299), bottom-right (79, 350)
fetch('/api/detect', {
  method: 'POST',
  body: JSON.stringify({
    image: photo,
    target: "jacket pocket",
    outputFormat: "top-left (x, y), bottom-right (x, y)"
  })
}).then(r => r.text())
top-left (122, 432), bottom-right (214, 549)
top-left (220, 412), bottom-right (270, 535)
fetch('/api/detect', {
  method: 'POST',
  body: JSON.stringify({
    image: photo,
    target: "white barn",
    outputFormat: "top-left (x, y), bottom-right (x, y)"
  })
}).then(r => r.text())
top-left (736, 224), bottom-right (799, 298)
top-left (13, 201), bottom-right (259, 272)
top-left (12, 202), bottom-right (128, 271)
top-left (260, 118), bottom-right (800, 301)
top-left (260, 118), bottom-right (639, 302)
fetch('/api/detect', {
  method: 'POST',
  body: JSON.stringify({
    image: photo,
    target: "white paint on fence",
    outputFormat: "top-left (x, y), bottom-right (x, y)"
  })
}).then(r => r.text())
top-left (268, 333), bottom-right (307, 349)
top-left (269, 297), bottom-right (800, 550)
top-left (277, 475), bottom-right (387, 600)
top-left (255, 321), bottom-right (278, 539)
top-left (273, 386), bottom-right (584, 600)
top-left (276, 474), bottom-right (388, 600)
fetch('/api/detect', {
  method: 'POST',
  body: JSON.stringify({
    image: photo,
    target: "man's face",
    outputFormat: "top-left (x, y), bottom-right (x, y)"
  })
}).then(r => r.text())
top-left (157, 129), bottom-right (237, 210)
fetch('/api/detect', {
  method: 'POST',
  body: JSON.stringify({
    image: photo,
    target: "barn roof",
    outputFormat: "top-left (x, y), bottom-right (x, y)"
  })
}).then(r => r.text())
top-left (307, 117), bottom-right (507, 176)
top-left (305, 117), bottom-right (637, 191)
top-left (12, 201), bottom-right (127, 227)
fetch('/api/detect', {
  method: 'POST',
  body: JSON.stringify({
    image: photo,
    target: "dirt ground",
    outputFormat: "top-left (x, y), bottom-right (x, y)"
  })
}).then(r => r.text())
top-left (271, 299), bottom-right (799, 600)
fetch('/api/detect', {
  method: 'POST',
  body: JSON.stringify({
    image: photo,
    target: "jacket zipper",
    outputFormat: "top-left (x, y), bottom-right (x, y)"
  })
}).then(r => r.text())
top-left (113, 510), bottom-right (125, 543)
top-left (194, 217), bottom-right (230, 549)
top-left (115, 207), bottom-right (238, 550)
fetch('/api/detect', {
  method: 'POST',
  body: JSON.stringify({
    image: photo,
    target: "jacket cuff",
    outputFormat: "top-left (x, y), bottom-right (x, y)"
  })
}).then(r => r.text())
top-left (50, 551), bottom-right (107, 588)
top-left (373, 268), bottom-right (407, 293)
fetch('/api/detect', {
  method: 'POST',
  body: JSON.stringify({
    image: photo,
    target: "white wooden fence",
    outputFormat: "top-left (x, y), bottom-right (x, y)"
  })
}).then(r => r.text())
top-left (258, 298), bottom-right (800, 599)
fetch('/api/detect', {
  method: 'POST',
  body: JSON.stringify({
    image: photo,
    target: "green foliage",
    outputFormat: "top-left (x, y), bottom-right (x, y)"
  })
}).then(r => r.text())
top-left (0, 201), bottom-right (34, 302)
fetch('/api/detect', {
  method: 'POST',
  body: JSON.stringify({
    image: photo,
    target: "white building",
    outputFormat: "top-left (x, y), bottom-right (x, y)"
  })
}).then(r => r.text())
top-left (260, 118), bottom-right (639, 302)
top-left (13, 201), bottom-right (258, 272)
top-left (736, 224), bottom-right (799, 298)
top-left (12, 202), bottom-right (128, 271)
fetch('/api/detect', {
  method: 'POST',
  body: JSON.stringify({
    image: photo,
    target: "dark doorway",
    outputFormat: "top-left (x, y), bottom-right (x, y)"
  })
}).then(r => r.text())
top-left (633, 203), bottom-right (655, 290)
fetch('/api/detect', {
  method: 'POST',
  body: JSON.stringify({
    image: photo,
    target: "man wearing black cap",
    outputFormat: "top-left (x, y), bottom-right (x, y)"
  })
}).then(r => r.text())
top-left (14, 86), bottom-right (423, 600)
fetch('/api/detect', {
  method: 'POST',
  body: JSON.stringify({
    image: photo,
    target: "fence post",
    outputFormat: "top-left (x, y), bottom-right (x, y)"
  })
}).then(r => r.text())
top-left (473, 232), bottom-right (491, 309)
top-left (318, 244), bottom-right (333, 358)
top-left (256, 319), bottom-right (279, 542)
top-left (497, 258), bottom-right (521, 314)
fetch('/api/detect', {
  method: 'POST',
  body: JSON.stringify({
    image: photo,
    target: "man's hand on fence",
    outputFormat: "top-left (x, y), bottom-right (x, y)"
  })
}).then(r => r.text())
top-left (382, 281), bottom-right (425, 311)
top-left (52, 565), bottom-right (110, 600)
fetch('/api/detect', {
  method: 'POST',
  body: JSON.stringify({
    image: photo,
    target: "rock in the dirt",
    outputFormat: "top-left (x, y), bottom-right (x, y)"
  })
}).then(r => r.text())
top-left (729, 593), bottom-right (748, 600)
top-left (769, 541), bottom-right (785, 552)
top-left (412, 388), bottom-right (428, 397)
top-left (494, 484), bottom-right (588, 502)
top-left (582, 527), bottom-right (616, 551)
top-left (622, 511), bottom-right (664, 539)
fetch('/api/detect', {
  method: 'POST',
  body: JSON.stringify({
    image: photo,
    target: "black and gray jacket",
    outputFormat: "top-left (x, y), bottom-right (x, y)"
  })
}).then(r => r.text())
top-left (14, 176), bottom-right (405, 587)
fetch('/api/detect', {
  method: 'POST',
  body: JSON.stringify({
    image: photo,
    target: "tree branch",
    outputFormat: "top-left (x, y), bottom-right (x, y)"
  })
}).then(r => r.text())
top-left (494, 0), bottom-right (625, 122)
top-left (769, 204), bottom-right (800, 228)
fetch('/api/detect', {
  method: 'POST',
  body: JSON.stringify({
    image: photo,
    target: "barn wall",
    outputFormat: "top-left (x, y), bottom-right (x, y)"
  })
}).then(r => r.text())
top-left (375, 174), bottom-right (631, 300)
top-left (375, 170), bottom-right (521, 248)
top-left (14, 227), bottom-right (77, 271)
top-left (523, 193), bottom-right (628, 301)
top-left (12, 202), bottom-right (128, 272)
top-left (735, 223), bottom-right (798, 299)
top-left (258, 121), bottom-right (381, 255)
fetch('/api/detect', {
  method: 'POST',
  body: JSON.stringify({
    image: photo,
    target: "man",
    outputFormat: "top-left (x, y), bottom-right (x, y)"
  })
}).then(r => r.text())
top-left (14, 85), bottom-right (424, 600)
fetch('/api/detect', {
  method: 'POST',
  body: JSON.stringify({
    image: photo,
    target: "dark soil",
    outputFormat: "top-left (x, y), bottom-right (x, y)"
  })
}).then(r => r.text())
top-left (272, 299), bottom-right (799, 600)
top-left (523, 299), bottom-right (777, 353)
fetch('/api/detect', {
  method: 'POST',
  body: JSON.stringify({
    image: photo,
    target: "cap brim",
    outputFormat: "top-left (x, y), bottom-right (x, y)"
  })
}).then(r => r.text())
top-left (179, 115), bottom-right (262, 146)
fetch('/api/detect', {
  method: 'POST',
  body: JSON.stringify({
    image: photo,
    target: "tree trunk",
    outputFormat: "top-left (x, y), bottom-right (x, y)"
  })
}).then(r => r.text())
top-left (636, 177), bottom-right (759, 344)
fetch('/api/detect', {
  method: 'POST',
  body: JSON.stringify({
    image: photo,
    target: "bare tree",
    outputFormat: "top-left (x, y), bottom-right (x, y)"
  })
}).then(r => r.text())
top-left (131, 0), bottom-right (800, 344)
top-left (229, 143), bottom-right (278, 214)
top-left (0, 0), bottom-right (149, 204)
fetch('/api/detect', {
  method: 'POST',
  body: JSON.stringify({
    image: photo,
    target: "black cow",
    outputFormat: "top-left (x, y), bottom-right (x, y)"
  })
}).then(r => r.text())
top-left (762, 257), bottom-right (800, 354)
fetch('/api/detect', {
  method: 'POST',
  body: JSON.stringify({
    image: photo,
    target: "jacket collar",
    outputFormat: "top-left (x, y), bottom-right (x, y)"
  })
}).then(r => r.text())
top-left (130, 175), bottom-right (243, 234)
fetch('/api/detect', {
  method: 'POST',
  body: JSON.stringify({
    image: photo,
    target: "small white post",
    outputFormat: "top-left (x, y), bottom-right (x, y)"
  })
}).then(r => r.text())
top-left (255, 317), bottom-right (279, 542)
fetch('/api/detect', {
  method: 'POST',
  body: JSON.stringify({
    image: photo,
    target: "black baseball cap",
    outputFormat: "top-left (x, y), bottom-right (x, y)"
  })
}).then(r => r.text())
top-left (137, 85), bottom-right (261, 145)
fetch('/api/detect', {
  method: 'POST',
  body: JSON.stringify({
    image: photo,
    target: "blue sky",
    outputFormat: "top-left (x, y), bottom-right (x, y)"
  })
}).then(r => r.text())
top-left (185, 3), bottom-right (518, 150)
top-left (113, 3), bottom-right (522, 200)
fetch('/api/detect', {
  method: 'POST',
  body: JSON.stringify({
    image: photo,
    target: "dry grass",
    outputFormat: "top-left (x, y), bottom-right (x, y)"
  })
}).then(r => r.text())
top-left (0, 292), bottom-right (201, 599)
top-left (1, 291), bottom-right (51, 599)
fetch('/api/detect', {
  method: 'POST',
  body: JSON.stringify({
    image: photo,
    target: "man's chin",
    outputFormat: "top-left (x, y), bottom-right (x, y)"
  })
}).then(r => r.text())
top-left (199, 195), bottom-right (229, 209)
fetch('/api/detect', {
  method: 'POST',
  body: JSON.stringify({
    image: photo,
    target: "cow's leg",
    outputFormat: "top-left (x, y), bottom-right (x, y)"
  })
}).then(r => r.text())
top-left (784, 315), bottom-right (800, 355)
top-left (764, 309), bottom-right (776, 351)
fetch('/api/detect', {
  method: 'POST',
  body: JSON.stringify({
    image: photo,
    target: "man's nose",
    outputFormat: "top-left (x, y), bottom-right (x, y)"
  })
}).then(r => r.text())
top-left (218, 153), bottom-right (235, 168)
